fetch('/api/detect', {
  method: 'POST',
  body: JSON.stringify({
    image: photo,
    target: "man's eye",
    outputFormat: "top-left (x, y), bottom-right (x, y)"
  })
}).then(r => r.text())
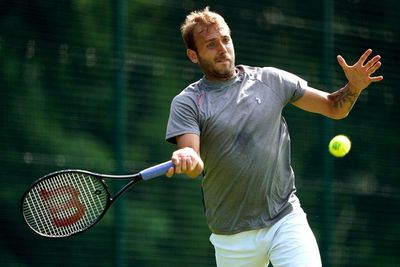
top-left (207, 42), bottom-right (216, 48)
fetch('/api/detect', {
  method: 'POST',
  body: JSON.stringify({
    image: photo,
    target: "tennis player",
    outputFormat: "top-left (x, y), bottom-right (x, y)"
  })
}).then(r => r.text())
top-left (165, 7), bottom-right (382, 267)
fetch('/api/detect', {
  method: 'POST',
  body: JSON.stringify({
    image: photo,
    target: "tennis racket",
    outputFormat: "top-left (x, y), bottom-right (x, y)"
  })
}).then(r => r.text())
top-left (21, 160), bottom-right (174, 238)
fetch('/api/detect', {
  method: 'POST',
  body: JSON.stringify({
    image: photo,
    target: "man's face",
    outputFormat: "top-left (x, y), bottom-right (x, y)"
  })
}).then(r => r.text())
top-left (189, 22), bottom-right (235, 81)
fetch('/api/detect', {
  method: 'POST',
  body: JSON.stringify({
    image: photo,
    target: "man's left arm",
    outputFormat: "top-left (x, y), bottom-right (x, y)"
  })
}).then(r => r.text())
top-left (293, 49), bottom-right (383, 119)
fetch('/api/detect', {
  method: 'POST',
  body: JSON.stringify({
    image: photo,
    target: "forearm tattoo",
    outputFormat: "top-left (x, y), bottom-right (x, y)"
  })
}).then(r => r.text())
top-left (328, 85), bottom-right (360, 109)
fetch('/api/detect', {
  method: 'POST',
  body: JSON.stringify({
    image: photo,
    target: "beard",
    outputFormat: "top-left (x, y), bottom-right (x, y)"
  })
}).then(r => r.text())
top-left (197, 54), bottom-right (235, 81)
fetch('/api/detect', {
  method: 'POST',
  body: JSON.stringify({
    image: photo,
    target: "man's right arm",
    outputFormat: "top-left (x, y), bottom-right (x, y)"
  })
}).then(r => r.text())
top-left (166, 133), bottom-right (204, 178)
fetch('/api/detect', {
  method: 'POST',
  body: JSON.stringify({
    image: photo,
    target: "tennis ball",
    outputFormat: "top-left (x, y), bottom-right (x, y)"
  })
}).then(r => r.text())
top-left (329, 135), bottom-right (351, 157)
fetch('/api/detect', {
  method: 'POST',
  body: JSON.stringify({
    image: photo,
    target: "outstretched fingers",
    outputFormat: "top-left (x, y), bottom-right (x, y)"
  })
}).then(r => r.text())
top-left (364, 52), bottom-right (383, 82)
top-left (357, 48), bottom-right (373, 65)
top-left (364, 55), bottom-right (381, 69)
top-left (336, 55), bottom-right (348, 69)
top-left (370, 74), bottom-right (384, 82)
top-left (337, 49), bottom-right (383, 90)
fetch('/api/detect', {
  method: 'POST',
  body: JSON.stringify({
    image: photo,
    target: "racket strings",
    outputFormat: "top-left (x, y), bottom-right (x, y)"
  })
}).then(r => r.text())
top-left (22, 172), bottom-right (108, 237)
top-left (74, 173), bottom-right (105, 227)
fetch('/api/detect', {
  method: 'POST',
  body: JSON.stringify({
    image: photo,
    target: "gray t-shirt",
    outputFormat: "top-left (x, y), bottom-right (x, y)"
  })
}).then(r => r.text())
top-left (166, 65), bottom-right (307, 234)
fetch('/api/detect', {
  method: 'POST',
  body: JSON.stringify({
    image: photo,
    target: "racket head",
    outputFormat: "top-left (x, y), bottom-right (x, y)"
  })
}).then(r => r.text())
top-left (21, 170), bottom-right (111, 238)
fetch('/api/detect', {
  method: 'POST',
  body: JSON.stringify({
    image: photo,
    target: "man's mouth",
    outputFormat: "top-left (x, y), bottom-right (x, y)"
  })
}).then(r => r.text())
top-left (216, 57), bottom-right (230, 63)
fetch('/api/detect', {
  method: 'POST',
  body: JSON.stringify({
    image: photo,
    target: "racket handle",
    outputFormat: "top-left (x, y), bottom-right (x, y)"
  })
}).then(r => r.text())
top-left (140, 160), bottom-right (174, 180)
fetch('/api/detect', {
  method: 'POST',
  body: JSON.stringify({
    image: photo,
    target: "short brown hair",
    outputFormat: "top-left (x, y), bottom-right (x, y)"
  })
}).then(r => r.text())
top-left (180, 7), bottom-right (230, 51)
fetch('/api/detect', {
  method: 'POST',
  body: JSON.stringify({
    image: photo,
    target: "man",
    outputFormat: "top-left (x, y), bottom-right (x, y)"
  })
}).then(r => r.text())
top-left (165, 7), bottom-right (382, 267)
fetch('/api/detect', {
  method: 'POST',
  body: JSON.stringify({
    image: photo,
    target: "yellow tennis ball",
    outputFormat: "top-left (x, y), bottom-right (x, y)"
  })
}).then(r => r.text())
top-left (329, 135), bottom-right (351, 157)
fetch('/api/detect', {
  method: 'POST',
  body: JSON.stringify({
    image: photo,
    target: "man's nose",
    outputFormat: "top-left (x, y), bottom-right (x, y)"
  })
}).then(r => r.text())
top-left (216, 41), bottom-right (228, 54)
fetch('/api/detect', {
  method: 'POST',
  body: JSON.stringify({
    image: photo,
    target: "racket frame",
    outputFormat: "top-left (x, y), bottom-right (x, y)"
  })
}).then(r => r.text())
top-left (20, 160), bottom-right (173, 238)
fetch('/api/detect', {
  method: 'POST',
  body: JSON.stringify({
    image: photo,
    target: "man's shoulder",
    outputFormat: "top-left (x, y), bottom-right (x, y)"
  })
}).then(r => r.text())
top-left (179, 80), bottom-right (202, 95)
top-left (172, 80), bottom-right (202, 106)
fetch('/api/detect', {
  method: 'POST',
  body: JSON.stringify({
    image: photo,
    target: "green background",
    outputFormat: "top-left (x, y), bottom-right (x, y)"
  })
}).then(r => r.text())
top-left (1, 0), bottom-right (399, 266)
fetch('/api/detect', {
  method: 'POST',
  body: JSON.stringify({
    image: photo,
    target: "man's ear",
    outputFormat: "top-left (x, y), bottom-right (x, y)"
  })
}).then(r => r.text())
top-left (187, 49), bottom-right (198, 64)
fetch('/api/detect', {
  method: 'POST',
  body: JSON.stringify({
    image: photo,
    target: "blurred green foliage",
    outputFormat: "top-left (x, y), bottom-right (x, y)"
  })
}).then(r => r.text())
top-left (0, 0), bottom-right (399, 266)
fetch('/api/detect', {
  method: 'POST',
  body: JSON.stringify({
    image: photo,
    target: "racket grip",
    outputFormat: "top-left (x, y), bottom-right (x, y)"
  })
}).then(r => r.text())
top-left (139, 160), bottom-right (174, 181)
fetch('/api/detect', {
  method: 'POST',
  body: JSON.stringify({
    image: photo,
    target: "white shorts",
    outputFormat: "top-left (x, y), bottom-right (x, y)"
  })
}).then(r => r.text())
top-left (209, 209), bottom-right (321, 267)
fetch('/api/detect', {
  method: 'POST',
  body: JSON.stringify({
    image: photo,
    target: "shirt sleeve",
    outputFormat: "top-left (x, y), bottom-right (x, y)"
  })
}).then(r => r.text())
top-left (261, 67), bottom-right (308, 104)
top-left (165, 93), bottom-right (200, 144)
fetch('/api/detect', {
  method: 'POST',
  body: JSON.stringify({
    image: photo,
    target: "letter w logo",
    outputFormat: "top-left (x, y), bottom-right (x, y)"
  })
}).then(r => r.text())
top-left (40, 186), bottom-right (86, 228)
